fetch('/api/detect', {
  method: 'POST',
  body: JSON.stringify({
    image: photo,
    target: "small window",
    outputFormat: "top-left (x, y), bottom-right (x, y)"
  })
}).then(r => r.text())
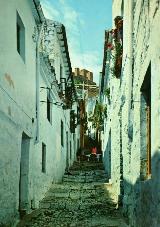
top-left (61, 120), bottom-right (64, 147)
top-left (47, 92), bottom-right (52, 123)
top-left (42, 143), bottom-right (46, 173)
top-left (70, 141), bottom-right (72, 160)
top-left (60, 64), bottom-right (63, 78)
top-left (17, 12), bottom-right (25, 61)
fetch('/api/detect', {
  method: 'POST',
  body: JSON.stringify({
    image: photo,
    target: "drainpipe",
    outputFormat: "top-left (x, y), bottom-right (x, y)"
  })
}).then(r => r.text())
top-left (127, 0), bottom-right (133, 122)
top-left (35, 22), bottom-right (45, 143)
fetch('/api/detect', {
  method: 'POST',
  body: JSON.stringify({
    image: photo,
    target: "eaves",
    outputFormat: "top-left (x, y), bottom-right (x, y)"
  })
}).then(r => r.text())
top-left (32, 0), bottom-right (45, 24)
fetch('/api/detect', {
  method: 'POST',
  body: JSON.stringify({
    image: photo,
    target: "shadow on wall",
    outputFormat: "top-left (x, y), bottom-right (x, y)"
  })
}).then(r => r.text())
top-left (103, 132), bottom-right (111, 178)
top-left (123, 151), bottom-right (160, 227)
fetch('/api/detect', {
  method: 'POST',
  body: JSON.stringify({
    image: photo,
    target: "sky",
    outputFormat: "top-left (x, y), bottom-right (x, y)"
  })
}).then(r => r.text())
top-left (40, 0), bottom-right (112, 84)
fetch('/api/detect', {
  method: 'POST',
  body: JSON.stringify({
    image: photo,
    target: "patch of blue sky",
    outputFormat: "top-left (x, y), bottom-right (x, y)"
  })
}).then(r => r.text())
top-left (40, 0), bottom-right (112, 84)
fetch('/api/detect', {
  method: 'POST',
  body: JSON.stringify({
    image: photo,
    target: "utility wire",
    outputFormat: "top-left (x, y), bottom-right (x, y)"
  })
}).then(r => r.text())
top-left (0, 83), bottom-right (33, 121)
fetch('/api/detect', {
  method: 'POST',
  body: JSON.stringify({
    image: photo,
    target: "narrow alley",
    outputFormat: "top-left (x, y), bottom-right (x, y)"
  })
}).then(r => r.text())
top-left (1, 0), bottom-right (160, 226)
top-left (17, 160), bottom-right (128, 227)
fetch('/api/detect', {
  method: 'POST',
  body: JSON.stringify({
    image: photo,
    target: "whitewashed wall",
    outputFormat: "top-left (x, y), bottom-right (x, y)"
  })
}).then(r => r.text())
top-left (0, 1), bottom-right (80, 226)
top-left (110, 0), bottom-right (160, 226)
top-left (0, 0), bottom-right (38, 225)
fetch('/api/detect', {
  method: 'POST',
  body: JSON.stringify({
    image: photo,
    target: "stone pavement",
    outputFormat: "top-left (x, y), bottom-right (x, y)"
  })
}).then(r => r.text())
top-left (17, 161), bottom-right (128, 227)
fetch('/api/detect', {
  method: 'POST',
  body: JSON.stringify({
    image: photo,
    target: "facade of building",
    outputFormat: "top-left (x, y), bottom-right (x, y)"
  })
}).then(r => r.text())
top-left (0, 1), bottom-right (79, 226)
top-left (73, 68), bottom-right (98, 149)
top-left (100, 0), bottom-right (160, 226)
top-left (73, 68), bottom-right (93, 82)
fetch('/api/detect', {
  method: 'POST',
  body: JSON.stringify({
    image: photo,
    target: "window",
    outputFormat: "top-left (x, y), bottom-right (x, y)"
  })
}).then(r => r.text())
top-left (70, 141), bottom-right (72, 160)
top-left (42, 143), bottom-right (46, 173)
top-left (60, 64), bottom-right (63, 78)
top-left (61, 120), bottom-right (64, 147)
top-left (47, 92), bottom-right (52, 123)
top-left (17, 12), bottom-right (25, 61)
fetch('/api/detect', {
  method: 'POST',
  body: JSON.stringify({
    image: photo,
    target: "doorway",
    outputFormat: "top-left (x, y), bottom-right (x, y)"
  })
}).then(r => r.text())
top-left (70, 141), bottom-right (72, 163)
top-left (19, 132), bottom-right (30, 217)
top-left (140, 64), bottom-right (151, 178)
top-left (66, 131), bottom-right (69, 169)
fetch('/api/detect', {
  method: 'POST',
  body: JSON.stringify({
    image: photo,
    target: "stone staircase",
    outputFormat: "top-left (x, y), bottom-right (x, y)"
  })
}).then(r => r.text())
top-left (63, 162), bottom-right (108, 183)
top-left (17, 161), bottom-right (128, 227)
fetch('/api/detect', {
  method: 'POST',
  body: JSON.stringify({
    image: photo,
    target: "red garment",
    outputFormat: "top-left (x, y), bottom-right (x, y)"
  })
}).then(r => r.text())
top-left (91, 147), bottom-right (97, 155)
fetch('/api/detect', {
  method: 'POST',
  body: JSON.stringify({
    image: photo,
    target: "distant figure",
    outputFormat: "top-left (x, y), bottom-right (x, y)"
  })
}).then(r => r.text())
top-left (77, 147), bottom-right (82, 163)
top-left (91, 146), bottom-right (97, 155)
top-left (90, 146), bottom-right (97, 162)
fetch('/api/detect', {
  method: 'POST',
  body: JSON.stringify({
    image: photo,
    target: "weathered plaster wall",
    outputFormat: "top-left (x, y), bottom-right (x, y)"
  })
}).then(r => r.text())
top-left (0, 1), bottom-right (80, 226)
top-left (126, 1), bottom-right (160, 226)
top-left (0, 1), bottom-right (37, 225)
top-left (102, 0), bottom-right (124, 203)
top-left (117, 0), bottom-right (160, 226)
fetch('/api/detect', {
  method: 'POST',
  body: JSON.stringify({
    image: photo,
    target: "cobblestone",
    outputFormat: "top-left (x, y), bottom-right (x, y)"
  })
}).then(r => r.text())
top-left (17, 161), bottom-right (128, 227)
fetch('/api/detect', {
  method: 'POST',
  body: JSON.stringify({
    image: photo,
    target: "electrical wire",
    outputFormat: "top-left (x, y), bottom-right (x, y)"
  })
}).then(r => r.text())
top-left (0, 83), bottom-right (33, 121)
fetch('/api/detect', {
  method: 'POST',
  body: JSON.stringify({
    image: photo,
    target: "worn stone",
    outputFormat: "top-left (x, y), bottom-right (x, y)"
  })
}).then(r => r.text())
top-left (17, 161), bottom-right (128, 227)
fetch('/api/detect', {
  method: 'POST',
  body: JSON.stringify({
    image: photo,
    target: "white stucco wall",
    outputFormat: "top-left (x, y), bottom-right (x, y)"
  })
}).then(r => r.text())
top-left (0, 1), bottom-right (80, 226)
top-left (125, 1), bottom-right (160, 226)
top-left (0, 0), bottom-right (38, 224)
top-left (104, 0), bottom-right (160, 226)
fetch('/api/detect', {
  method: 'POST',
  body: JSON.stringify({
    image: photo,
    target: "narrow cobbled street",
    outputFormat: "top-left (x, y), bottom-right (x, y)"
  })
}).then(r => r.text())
top-left (17, 161), bottom-right (128, 227)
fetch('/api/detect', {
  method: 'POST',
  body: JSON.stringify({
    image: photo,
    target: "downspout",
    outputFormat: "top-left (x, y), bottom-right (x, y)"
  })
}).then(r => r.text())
top-left (128, 0), bottom-right (133, 120)
top-left (35, 22), bottom-right (45, 143)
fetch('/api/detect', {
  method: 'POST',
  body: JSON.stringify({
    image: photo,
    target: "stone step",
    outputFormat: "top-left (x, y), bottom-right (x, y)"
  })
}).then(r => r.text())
top-left (63, 176), bottom-right (108, 184)
top-left (69, 161), bottom-right (104, 171)
top-left (17, 160), bottom-right (128, 227)
top-left (40, 196), bottom-right (116, 210)
top-left (65, 169), bottom-right (106, 176)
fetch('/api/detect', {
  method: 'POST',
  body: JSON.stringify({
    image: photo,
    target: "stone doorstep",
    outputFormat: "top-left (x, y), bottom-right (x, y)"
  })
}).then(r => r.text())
top-left (103, 182), bottom-right (113, 187)
top-left (16, 209), bottom-right (43, 226)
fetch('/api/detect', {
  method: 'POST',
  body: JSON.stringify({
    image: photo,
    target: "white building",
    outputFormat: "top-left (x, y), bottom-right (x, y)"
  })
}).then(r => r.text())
top-left (0, 1), bottom-right (80, 225)
top-left (101, 0), bottom-right (160, 226)
top-left (86, 96), bottom-right (97, 140)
